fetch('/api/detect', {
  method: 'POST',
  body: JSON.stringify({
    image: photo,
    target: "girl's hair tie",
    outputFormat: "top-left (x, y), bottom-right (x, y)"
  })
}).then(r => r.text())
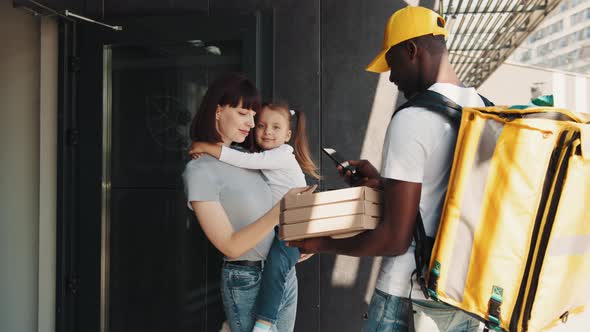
top-left (289, 109), bottom-right (296, 116)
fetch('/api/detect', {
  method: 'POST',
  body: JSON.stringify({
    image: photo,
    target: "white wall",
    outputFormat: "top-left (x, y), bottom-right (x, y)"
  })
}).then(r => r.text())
top-left (0, 1), bottom-right (40, 330)
top-left (0, 1), bottom-right (58, 331)
top-left (38, 16), bottom-right (58, 332)
top-left (479, 61), bottom-right (590, 113)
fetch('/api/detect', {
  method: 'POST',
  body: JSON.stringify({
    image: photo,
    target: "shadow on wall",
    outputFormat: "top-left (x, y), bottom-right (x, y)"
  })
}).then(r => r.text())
top-left (316, 84), bottom-right (405, 331)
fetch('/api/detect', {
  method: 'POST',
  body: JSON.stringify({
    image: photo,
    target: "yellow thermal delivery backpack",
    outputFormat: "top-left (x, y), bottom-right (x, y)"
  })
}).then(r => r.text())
top-left (426, 105), bottom-right (590, 331)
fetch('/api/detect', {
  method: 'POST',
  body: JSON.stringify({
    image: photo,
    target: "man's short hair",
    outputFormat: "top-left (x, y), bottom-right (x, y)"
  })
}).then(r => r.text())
top-left (412, 34), bottom-right (447, 54)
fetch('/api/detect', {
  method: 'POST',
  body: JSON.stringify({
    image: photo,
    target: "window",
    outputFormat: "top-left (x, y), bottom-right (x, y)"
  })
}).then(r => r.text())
top-left (522, 50), bottom-right (532, 62)
top-left (529, 20), bottom-right (564, 43)
top-left (570, 8), bottom-right (590, 25)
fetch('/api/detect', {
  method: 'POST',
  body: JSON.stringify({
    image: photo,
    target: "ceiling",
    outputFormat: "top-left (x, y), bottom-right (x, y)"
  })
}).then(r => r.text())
top-left (442, 0), bottom-right (564, 86)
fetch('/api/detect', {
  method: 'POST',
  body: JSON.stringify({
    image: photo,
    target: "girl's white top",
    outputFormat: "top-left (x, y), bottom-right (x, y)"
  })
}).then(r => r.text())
top-left (220, 144), bottom-right (307, 204)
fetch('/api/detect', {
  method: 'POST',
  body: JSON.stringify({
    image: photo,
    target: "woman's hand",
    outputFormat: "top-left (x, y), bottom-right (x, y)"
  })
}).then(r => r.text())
top-left (297, 253), bottom-right (315, 263)
top-left (267, 185), bottom-right (318, 227)
top-left (287, 237), bottom-right (327, 254)
top-left (188, 142), bottom-right (222, 159)
top-left (285, 184), bottom-right (318, 196)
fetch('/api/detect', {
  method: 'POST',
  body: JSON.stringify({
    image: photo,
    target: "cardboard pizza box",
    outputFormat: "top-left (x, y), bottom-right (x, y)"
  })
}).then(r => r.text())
top-left (278, 214), bottom-right (379, 241)
top-left (282, 186), bottom-right (381, 210)
top-left (281, 200), bottom-right (381, 225)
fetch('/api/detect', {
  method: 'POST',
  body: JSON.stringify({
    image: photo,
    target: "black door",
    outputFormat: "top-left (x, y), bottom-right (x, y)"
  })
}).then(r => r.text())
top-left (60, 13), bottom-right (272, 332)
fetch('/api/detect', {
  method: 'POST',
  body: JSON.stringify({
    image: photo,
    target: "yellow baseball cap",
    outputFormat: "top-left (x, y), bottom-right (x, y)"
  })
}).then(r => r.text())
top-left (366, 6), bottom-right (448, 73)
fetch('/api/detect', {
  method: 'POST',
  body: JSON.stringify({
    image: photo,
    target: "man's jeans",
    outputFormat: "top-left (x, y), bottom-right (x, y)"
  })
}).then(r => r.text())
top-left (221, 262), bottom-right (298, 332)
top-left (363, 289), bottom-right (481, 332)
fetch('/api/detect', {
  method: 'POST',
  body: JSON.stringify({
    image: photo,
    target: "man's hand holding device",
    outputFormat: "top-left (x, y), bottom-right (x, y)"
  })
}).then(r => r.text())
top-left (322, 148), bottom-right (382, 189)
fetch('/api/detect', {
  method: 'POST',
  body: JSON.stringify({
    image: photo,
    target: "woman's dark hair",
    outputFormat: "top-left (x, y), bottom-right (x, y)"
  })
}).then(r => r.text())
top-left (190, 73), bottom-right (261, 148)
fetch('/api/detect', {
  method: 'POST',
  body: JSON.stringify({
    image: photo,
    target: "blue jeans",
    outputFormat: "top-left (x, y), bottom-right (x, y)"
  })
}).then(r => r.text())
top-left (363, 289), bottom-right (481, 332)
top-left (221, 262), bottom-right (298, 332)
top-left (254, 233), bottom-right (300, 324)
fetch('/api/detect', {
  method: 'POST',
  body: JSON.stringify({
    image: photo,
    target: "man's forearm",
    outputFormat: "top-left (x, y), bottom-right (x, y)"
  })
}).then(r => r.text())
top-left (318, 233), bottom-right (380, 257)
top-left (317, 225), bottom-right (407, 257)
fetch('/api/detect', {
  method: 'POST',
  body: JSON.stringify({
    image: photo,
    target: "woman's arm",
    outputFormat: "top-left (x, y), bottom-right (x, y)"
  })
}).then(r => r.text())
top-left (191, 200), bottom-right (279, 259)
top-left (190, 185), bottom-right (316, 259)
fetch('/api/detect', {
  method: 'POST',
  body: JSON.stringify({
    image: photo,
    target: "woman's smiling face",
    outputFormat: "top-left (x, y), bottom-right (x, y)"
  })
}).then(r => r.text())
top-left (216, 101), bottom-right (256, 145)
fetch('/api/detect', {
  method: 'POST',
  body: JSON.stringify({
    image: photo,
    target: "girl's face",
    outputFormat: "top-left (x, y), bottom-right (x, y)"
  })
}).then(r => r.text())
top-left (216, 101), bottom-right (256, 146)
top-left (255, 108), bottom-right (292, 150)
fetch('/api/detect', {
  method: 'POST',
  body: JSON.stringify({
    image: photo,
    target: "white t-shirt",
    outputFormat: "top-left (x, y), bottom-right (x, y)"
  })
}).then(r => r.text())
top-left (376, 83), bottom-right (486, 299)
top-left (220, 144), bottom-right (307, 204)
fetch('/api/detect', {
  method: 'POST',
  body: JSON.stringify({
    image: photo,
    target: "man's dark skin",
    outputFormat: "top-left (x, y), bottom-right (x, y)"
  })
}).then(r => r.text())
top-left (288, 35), bottom-right (464, 256)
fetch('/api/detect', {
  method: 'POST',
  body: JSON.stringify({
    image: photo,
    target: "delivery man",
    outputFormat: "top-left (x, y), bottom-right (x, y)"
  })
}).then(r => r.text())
top-left (288, 6), bottom-right (486, 331)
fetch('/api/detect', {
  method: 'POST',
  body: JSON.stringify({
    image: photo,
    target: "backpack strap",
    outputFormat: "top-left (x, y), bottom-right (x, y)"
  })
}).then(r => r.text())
top-left (479, 94), bottom-right (495, 107)
top-left (412, 212), bottom-right (435, 299)
top-left (395, 90), bottom-right (464, 124)
top-left (395, 90), bottom-right (494, 122)
top-left (393, 89), bottom-right (494, 300)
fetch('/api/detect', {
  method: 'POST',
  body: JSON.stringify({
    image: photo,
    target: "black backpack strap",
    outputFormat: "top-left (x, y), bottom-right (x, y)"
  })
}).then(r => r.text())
top-left (479, 94), bottom-right (495, 107)
top-left (413, 212), bottom-right (435, 298)
top-left (395, 90), bottom-right (494, 122)
top-left (395, 90), bottom-right (463, 127)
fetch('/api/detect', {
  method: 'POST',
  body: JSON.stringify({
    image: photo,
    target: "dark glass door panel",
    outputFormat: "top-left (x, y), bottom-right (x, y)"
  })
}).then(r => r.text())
top-left (108, 189), bottom-right (224, 332)
top-left (110, 42), bottom-right (241, 189)
top-left (105, 41), bottom-right (240, 332)
top-left (69, 13), bottom-right (270, 332)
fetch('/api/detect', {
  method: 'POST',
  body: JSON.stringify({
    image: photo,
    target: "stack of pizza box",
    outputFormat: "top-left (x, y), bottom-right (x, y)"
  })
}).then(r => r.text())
top-left (279, 186), bottom-right (382, 241)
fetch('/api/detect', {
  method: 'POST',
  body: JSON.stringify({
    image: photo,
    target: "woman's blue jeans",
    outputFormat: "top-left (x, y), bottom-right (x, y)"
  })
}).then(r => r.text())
top-left (221, 262), bottom-right (298, 332)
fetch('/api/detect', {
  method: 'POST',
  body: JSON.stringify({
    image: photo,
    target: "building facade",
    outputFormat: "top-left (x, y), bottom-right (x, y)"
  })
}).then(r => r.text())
top-left (511, 0), bottom-right (590, 73)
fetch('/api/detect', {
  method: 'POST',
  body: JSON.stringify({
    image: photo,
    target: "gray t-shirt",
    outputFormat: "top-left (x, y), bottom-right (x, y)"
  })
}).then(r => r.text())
top-left (182, 154), bottom-right (274, 261)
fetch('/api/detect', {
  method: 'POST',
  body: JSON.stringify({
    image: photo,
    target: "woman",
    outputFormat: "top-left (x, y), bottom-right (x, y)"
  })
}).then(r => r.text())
top-left (182, 73), bottom-right (311, 332)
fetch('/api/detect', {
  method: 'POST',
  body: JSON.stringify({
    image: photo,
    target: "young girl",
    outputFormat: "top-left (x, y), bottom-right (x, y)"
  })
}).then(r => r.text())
top-left (189, 102), bottom-right (320, 332)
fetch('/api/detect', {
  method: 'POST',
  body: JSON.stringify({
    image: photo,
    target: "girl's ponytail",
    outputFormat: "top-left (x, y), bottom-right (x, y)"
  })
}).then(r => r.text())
top-left (292, 110), bottom-right (321, 180)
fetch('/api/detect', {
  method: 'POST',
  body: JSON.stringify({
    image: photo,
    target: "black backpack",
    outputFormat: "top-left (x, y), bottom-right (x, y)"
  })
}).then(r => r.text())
top-left (393, 89), bottom-right (494, 303)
